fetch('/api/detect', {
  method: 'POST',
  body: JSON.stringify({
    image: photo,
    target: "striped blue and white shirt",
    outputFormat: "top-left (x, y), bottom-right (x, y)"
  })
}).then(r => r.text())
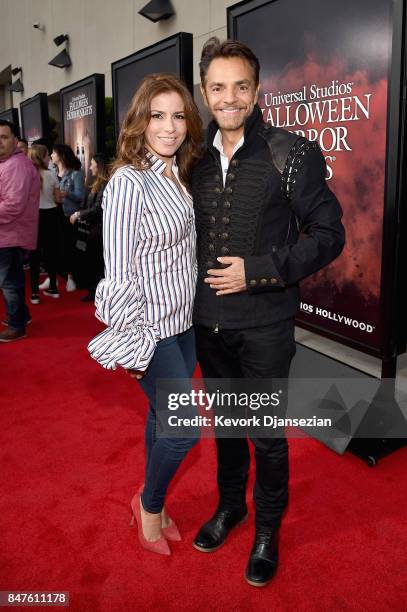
top-left (88, 154), bottom-right (197, 371)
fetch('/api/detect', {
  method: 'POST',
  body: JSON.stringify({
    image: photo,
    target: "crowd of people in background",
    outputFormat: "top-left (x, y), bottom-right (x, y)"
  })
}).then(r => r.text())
top-left (0, 118), bottom-right (107, 342)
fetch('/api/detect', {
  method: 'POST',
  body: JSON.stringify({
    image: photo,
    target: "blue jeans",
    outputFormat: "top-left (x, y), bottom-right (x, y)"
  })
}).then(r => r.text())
top-left (139, 327), bottom-right (198, 513)
top-left (0, 247), bottom-right (30, 329)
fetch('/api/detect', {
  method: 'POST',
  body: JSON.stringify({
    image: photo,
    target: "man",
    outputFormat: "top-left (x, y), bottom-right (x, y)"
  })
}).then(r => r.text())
top-left (0, 120), bottom-right (40, 341)
top-left (16, 138), bottom-right (29, 156)
top-left (191, 38), bottom-right (345, 587)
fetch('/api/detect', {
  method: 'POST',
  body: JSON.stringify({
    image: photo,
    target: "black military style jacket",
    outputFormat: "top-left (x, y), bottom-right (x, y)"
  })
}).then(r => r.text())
top-left (191, 104), bottom-right (345, 331)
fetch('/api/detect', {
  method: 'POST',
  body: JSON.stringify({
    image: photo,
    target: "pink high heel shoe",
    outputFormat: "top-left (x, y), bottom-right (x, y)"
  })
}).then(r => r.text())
top-left (130, 493), bottom-right (171, 556)
top-left (137, 485), bottom-right (181, 541)
top-left (162, 517), bottom-right (182, 542)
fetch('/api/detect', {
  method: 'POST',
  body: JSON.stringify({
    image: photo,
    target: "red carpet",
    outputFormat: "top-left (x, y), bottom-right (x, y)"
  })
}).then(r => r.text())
top-left (1, 282), bottom-right (407, 611)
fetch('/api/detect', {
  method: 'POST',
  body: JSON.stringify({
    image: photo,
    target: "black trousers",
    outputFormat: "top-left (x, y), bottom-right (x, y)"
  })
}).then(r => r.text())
top-left (30, 208), bottom-right (58, 293)
top-left (57, 208), bottom-right (77, 279)
top-left (195, 319), bottom-right (296, 530)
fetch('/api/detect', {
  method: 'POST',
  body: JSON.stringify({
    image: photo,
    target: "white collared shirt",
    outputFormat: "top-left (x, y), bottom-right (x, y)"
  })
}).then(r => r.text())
top-left (213, 129), bottom-right (244, 186)
top-left (88, 154), bottom-right (197, 371)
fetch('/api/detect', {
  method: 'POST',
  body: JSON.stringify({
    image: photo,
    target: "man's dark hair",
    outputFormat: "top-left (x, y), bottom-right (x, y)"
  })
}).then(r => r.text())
top-left (0, 119), bottom-right (19, 138)
top-left (32, 137), bottom-right (52, 155)
top-left (18, 138), bottom-right (28, 146)
top-left (199, 37), bottom-right (260, 87)
top-left (53, 143), bottom-right (81, 171)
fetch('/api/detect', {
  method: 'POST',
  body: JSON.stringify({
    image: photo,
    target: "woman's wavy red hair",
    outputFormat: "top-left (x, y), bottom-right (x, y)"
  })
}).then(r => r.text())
top-left (111, 73), bottom-right (203, 188)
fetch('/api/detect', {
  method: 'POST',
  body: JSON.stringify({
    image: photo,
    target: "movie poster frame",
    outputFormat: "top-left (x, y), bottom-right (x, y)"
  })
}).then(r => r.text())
top-left (111, 32), bottom-right (193, 138)
top-left (0, 108), bottom-right (20, 137)
top-left (227, 0), bottom-right (406, 366)
top-left (20, 93), bottom-right (50, 142)
top-left (59, 73), bottom-right (105, 153)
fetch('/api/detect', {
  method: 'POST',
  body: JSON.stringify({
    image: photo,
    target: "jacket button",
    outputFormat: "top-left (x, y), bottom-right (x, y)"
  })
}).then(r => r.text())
top-left (221, 247), bottom-right (230, 255)
top-left (221, 232), bottom-right (229, 240)
top-left (208, 244), bottom-right (215, 252)
top-left (222, 217), bottom-right (230, 224)
top-left (260, 278), bottom-right (267, 285)
top-left (227, 173), bottom-right (235, 181)
top-left (249, 280), bottom-right (257, 287)
top-left (231, 159), bottom-right (238, 167)
top-left (210, 216), bottom-right (216, 224)
top-left (223, 201), bottom-right (231, 208)
top-left (270, 278), bottom-right (278, 285)
top-left (209, 231), bottom-right (216, 239)
top-left (214, 187), bottom-right (221, 193)
top-left (212, 201), bottom-right (218, 208)
top-left (214, 174), bottom-right (221, 181)
top-left (225, 187), bottom-right (233, 194)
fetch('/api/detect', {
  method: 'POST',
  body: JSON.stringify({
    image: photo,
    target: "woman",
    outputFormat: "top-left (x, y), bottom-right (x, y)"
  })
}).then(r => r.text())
top-left (50, 144), bottom-right (85, 292)
top-left (27, 144), bottom-right (60, 303)
top-left (88, 73), bottom-right (203, 556)
top-left (70, 154), bottom-right (108, 302)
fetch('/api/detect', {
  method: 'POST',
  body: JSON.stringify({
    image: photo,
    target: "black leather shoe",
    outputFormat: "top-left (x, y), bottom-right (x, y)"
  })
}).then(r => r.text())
top-left (245, 529), bottom-right (279, 587)
top-left (193, 506), bottom-right (248, 552)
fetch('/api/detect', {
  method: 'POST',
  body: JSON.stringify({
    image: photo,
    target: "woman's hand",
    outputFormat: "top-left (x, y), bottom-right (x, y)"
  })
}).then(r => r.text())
top-left (126, 369), bottom-right (145, 380)
top-left (69, 211), bottom-right (80, 225)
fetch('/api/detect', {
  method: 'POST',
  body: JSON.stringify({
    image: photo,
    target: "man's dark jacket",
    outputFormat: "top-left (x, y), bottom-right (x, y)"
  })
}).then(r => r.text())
top-left (191, 104), bottom-right (345, 331)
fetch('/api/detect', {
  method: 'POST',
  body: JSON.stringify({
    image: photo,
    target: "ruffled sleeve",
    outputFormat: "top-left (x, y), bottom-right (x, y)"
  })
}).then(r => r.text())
top-left (87, 170), bottom-right (160, 371)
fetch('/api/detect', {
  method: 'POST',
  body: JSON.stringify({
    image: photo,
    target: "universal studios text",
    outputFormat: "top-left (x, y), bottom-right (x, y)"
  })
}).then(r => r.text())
top-left (261, 79), bottom-right (372, 179)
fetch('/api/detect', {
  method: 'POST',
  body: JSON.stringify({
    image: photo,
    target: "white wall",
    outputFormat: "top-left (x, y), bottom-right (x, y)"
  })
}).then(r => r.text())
top-left (0, 0), bottom-right (237, 109)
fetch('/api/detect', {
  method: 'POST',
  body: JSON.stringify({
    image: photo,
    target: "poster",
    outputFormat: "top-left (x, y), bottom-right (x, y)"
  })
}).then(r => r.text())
top-left (228, 0), bottom-right (397, 354)
top-left (20, 93), bottom-right (50, 145)
top-left (0, 108), bottom-right (20, 137)
top-left (112, 33), bottom-right (193, 136)
top-left (60, 74), bottom-right (105, 186)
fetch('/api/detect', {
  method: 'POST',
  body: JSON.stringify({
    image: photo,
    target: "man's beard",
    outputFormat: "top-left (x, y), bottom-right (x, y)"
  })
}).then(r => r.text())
top-left (214, 110), bottom-right (248, 131)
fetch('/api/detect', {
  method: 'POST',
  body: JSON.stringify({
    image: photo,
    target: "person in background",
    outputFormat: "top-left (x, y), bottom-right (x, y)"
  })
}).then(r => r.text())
top-left (17, 138), bottom-right (30, 271)
top-left (88, 73), bottom-right (203, 556)
top-left (0, 120), bottom-right (40, 342)
top-left (16, 138), bottom-right (28, 155)
top-left (32, 137), bottom-right (52, 150)
top-left (50, 144), bottom-right (84, 292)
top-left (27, 144), bottom-right (60, 303)
top-left (69, 153), bottom-right (108, 302)
top-left (32, 138), bottom-right (57, 175)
